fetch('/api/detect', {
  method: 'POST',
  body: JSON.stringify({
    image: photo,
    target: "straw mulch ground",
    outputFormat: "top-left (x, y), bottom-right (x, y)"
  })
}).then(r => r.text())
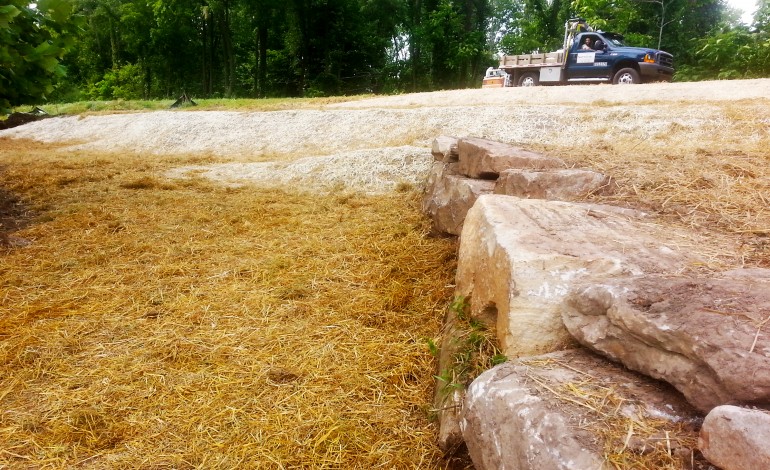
top-left (0, 138), bottom-right (456, 468)
top-left (550, 100), bottom-right (770, 269)
top-left (1, 91), bottom-right (769, 469)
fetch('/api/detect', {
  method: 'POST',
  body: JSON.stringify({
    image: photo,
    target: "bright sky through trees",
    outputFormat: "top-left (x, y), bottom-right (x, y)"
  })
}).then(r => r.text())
top-left (727, 0), bottom-right (758, 23)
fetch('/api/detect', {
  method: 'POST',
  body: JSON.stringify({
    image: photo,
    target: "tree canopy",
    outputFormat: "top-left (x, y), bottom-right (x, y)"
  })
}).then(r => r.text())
top-left (59, 0), bottom-right (496, 100)
top-left (2, 0), bottom-right (769, 107)
top-left (0, 0), bottom-right (78, 112)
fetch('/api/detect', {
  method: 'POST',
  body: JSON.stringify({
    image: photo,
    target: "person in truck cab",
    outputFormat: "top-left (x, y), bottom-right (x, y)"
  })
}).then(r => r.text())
top-left (581, 36), bottom-right (606, 51)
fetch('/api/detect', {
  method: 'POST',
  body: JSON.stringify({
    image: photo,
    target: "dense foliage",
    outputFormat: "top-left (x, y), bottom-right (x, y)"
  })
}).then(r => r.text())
top-left (679, 0), bottom-right (770, 80)
top-left (53, 0), bottom-right (493, 100)
top-left (0, 0), bottom-right (78, 112)
top-left (1, 0), bottom-right (769, 105)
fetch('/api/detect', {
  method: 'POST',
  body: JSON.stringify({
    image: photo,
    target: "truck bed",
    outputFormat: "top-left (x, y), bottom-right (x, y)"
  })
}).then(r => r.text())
top-left (500, 52), bottom-right (564, 68)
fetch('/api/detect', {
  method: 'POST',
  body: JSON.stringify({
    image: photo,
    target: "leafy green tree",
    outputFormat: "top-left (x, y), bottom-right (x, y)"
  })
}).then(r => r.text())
top-left (496, 0), bottom-right (570, 54)
top-left (755, 0), bottom-right (770, 29)
top-left (87, 62), bottom-right (144, 99)
top-left (679, 11), bottom-right (770, 81)
top-left (402, 0), bottom-right (492, 89)
top-left (0, 0), bottom-right (77, 113)
top-left (489, 0), bottom-right (523, 53)
top-left (63, 0), bottom-right (155, 100)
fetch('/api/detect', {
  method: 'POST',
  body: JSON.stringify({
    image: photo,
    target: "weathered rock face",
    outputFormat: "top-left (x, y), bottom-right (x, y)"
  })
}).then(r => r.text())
top-left (494, 168), bottom-right (615, 200)
top-left (455, 194), bottom-right (696, 358)
top-left (699, 405), bottom-right (770, 470)
top-left (461, 349), bottom-right (702, 470)
top-left (422, 162), bottom-right (495, 235)
top-left (457, 137), bottom-right (564, 179)
top-left (423, 161), bottom-right (458, 206)
top-left (422, 137), bottom-right (617, 237)
top-left (424, 138), bottom-right (765, 468)
top-left (432, 136), bottom-right (459, 162)
top-left (562, 272), bottom-right (770, 413)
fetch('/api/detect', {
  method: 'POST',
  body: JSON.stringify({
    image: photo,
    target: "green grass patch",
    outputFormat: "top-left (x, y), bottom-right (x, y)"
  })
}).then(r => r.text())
top-left (12, 94), bottom-right (376, 117)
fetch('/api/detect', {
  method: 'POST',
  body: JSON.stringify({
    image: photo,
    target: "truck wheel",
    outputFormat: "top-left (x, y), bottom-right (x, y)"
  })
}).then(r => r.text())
top-left (518, 73), bottom-right (539, 87)
top-left (613, 68), bottom-right (640, 84)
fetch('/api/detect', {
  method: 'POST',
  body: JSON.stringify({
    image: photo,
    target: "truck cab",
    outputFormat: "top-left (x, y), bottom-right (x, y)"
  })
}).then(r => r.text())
top-left (566, 31), bottom-right (674, 84)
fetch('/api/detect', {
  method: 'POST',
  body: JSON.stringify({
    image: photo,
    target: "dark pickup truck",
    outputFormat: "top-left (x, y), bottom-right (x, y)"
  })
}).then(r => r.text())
top-left (485, 19), bottom-right (674, 87)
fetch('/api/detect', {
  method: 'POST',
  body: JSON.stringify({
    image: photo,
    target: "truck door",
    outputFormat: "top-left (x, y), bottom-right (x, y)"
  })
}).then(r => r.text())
top-left (567, 34), bottom-right (611, 80)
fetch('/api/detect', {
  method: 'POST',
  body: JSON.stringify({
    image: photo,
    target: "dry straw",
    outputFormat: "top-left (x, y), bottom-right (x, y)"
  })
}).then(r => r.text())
top-left (0, 138), bottom-right (456, 468)
top-left (547, 100), bottom-right (770, 268)
top-left (1, 95), bottom-right (768, 469)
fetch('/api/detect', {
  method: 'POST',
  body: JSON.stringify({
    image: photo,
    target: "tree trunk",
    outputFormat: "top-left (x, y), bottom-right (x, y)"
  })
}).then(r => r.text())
top-left (256, 21), bottom-right (268, 97)
top-left (108, 13), bottom-right (119, 68)
top-left (141, 56), bottom-right (151, 99)
top-left (202, 6), bottom-right (211, 96)
top-left (208, 9), bottom-right (216, 95)
top-left (217, 2), bottom-right (236, 97)
top-left (658, 1), bottom-right (666, 49)
top-left (409, 0), bottom-right (422, 92)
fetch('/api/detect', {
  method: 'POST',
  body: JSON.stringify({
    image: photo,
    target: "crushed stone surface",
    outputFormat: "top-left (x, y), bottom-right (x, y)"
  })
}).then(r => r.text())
top-left (2, 79), bottom-right (768, 194)
top-left (165, 146), bottom-right (433, 193)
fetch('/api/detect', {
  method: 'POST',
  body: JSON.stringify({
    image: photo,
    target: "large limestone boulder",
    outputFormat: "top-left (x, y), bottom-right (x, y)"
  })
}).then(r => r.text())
top-left (421, 162), bottom-right (494, 235)
top-left (699, 405), bottom-right (770, 470)
top-left (432, 136), bottom-right (459, 162)
top-left (562, 271), bottom-right (770, 413)
top-left (457, 137), bottom-right (564, 179)
top-left (423, 161), bottom-right (458, 198)
top-left (461, 349), bottom-right (703, 470)
top-left (455, 195), bottom-right (697, 358)
top-left (494, 168), bottom-right (615, 200)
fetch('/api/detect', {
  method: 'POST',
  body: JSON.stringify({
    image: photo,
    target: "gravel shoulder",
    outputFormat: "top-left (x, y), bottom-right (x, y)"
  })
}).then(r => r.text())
top-left (329, 78), bottom-right (770, 108)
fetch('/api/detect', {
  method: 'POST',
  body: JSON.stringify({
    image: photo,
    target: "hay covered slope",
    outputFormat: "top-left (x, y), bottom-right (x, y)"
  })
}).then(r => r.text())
top-left (0, 139), bottom-right (456, 467)
top-left (1, 81), bottom-right (770, 468)
top-left (2, 81), bottom-right (769, 251)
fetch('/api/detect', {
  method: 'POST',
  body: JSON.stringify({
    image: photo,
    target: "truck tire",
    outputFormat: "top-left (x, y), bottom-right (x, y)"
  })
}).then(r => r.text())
top-left (518, 72), bottom-right (539, 87)
top-left (613, 68), bottom-right (640, 84)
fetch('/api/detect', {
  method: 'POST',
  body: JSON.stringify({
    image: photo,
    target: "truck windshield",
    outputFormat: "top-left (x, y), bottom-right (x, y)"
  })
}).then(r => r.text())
top-left (603, 33), bottom-right (627, 47)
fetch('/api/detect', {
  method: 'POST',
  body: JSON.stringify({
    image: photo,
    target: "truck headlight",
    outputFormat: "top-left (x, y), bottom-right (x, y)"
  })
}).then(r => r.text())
top-left (643, 54), bottom-right (656, 63)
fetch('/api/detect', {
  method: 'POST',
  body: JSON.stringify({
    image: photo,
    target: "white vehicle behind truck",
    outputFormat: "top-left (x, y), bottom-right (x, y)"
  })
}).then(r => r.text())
top-left (482, 67), bottom-right (509, 88)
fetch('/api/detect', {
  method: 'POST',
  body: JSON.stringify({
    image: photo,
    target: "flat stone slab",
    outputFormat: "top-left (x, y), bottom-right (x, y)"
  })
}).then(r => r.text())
top-left (563, 271), bottom-right (770, 413)
top-left (461, 349), bottom-right (703, 470)
top-left (422, 162), bottom-right (494, 236)
top-left (494, 168), bottom-right (615, 200)
top-left (699, 405), bottom-right (770, 470)
top-left (457, 137), bottom-right (564, 179)
top-left (455, 194), bottom-right (698, 358)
